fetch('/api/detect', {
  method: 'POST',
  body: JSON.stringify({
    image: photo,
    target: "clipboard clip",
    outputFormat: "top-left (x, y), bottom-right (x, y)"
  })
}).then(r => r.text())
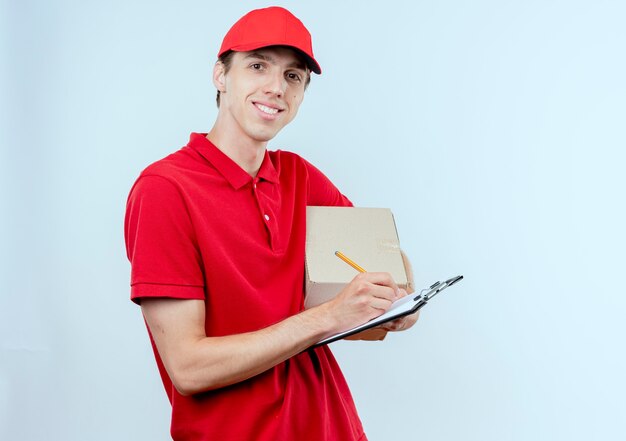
top-left (416, 275), bottom-right (464, 302)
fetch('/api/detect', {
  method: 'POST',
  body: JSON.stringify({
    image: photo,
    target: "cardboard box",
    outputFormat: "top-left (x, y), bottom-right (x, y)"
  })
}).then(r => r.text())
top-left (304, 207), bottom-right (408, 309)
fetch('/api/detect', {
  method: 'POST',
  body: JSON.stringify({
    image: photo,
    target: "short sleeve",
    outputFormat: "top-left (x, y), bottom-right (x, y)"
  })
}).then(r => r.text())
top-left (124, 175), bottom-right (205, 304)
top-left (303, 159), bottom-right (353, 207)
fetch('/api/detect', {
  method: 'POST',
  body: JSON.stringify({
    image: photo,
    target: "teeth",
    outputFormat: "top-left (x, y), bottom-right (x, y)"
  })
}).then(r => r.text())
top-left (256, 104), bottom-right (279, 115)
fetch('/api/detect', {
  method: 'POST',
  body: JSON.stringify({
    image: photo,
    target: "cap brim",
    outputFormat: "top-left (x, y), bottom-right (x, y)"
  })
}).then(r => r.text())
top-left (219, 43), bottom-right (321, 74)
top-left (298, 51), bottom-right (322, 75)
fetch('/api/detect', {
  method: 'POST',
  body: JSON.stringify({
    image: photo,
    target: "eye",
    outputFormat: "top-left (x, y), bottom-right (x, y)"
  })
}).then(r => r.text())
top-left (286, 72), bottom-right (302, 83)
top-left (250, 63), bottom-right (264, 71)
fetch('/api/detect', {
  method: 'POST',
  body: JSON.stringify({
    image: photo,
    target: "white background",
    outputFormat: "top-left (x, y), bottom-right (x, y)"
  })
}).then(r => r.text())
top-left (2, 1), bottom-right (625, 439)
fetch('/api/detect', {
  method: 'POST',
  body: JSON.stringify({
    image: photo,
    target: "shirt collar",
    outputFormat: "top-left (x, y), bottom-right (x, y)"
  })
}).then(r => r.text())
top-left (187, 133), bottom-right (279, 189)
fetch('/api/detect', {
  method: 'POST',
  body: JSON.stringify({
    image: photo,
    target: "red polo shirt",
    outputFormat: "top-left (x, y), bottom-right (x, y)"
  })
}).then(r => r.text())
top-left (125, 133), bottom-right (367, 441)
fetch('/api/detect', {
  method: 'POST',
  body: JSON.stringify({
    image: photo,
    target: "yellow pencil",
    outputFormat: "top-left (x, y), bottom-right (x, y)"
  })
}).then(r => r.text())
top-left (334, 251), bottom-right (367, 273)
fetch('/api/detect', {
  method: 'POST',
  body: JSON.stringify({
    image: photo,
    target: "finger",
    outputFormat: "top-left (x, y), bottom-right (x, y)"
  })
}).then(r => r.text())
top-left (381, 317), bottom-right (407, 331)
top-left (360, 272), bottom-right (399, 293)
top-left (383, 310), bottom-right (420, 332)
top-left (366, 296), bottom-right (395, 313)
top-left (369, 285), bottom-right (399, 302)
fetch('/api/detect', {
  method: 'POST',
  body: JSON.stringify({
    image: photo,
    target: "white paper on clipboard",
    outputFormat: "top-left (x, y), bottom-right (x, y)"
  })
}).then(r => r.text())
top-left (314, 275), bottom-right (463, 347)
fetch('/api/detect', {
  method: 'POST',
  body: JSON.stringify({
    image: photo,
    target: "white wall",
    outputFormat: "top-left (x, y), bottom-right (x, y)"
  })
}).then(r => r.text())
top-left (2, 1), bottom-right (625, 439)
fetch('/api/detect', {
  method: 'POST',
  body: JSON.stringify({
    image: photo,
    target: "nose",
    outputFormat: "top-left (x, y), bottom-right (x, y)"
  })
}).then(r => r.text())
top-left (263, 71), bottom-right (287, 97)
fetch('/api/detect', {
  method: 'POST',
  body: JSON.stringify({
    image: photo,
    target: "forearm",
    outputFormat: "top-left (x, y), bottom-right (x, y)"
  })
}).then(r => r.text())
top-left (147, 302), bottom-right (337, 396)
top-left (142, 272), bottom-right (399, 396)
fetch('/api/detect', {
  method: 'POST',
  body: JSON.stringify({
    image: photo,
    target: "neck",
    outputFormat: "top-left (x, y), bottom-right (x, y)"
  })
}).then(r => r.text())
top-left (206, 120), bottom-right (267, 178)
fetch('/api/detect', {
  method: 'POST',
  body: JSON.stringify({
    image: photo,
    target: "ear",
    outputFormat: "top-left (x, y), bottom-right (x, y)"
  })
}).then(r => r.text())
top-left (213, 61), bottom-right (226, 92)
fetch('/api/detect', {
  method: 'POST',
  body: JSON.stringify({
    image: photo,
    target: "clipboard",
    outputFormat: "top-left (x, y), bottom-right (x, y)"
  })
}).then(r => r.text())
top-left (313, 275), bottom-right (463, 347)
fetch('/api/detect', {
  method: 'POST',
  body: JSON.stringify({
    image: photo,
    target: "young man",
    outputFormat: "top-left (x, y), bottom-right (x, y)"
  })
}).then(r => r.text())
top-left (124, 6), bottom-right (418, 440)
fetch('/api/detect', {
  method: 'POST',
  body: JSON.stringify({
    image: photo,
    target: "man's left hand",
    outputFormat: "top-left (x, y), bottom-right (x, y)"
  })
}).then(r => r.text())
top-left (379, 309), bottom-right (420, 332)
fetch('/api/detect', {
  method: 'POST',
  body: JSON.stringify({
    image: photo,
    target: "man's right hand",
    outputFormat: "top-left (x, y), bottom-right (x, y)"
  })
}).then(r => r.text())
top-left (319, 272), bottom-right (405, 335)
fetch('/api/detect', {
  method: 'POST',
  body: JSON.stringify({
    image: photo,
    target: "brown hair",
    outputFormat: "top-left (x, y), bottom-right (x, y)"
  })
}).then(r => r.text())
top-left (215, 48), bottom-right (312, 108)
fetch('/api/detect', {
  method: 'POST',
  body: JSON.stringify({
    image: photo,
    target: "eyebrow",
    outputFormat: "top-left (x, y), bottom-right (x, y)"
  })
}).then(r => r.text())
top-left (243, 51), bottom-right (307, 71)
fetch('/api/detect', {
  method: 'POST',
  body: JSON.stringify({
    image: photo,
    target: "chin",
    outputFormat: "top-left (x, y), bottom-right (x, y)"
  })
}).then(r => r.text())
top-left (250, 129), bottom-right (281, 143)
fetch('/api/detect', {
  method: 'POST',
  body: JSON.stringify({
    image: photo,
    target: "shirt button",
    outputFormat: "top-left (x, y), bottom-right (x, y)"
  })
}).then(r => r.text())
top-left (264, 214), bottom-right (270, 221)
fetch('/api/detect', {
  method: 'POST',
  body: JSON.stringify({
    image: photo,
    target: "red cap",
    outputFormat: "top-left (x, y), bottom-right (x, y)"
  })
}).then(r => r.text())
top-left (218, 7), bottom-right (321, 74)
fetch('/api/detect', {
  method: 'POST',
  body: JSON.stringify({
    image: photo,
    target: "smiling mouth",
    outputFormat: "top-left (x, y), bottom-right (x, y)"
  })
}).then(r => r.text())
top-left (254, 103), bottom-right (281, 115)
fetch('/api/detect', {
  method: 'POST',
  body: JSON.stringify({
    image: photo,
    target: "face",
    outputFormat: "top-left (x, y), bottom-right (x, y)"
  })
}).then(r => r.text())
top-left (213, 47), bottom-right (308, 144)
